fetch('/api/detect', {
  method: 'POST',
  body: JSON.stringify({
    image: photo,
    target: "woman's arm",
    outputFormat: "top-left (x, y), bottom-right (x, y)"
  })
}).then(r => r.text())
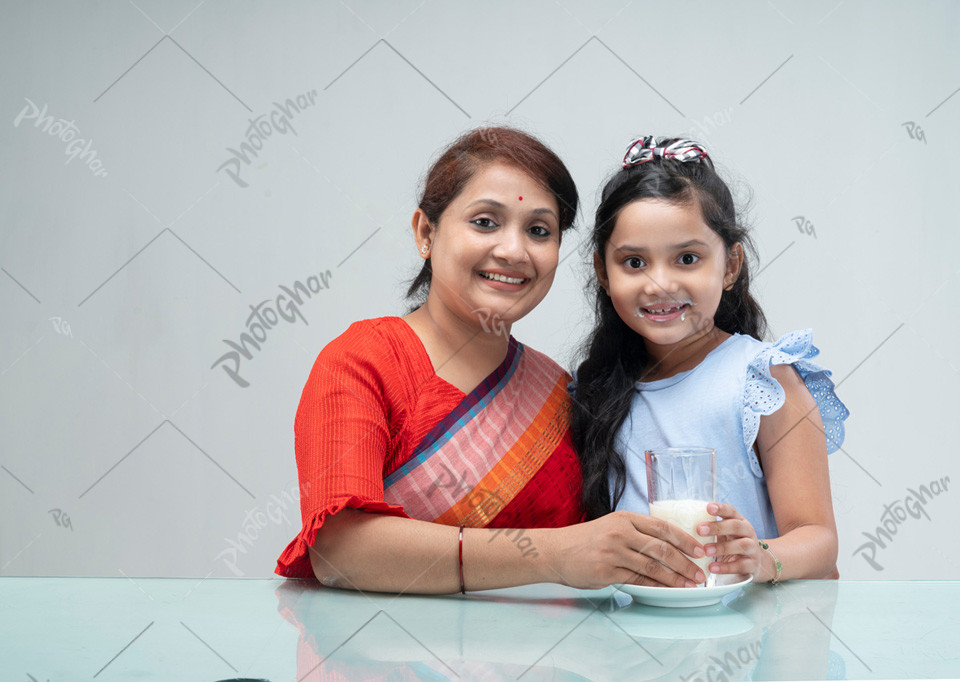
top-left (310, 509), bottom-right (708, 594)
top-left (752, 363), bottom-right (839, 580)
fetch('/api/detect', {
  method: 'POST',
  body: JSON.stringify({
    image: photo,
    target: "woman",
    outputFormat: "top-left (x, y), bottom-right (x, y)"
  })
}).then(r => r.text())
top-left (275, 127), bottom-right (706, 593)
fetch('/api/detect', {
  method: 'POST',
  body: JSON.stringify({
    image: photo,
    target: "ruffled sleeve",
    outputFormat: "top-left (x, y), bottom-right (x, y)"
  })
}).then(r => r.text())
top-left (742, 330), bottom-right (850, 467)
top-left (275, 320), bottom-right (412, 580)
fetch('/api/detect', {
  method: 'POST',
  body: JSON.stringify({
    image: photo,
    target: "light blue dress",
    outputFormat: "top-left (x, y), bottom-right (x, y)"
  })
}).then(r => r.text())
top-left (610, 329), bottom-right (849, 539)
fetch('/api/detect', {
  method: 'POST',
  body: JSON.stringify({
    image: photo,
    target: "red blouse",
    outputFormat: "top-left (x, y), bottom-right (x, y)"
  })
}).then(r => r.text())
top-left (276, 317), bottom-right (584, 579)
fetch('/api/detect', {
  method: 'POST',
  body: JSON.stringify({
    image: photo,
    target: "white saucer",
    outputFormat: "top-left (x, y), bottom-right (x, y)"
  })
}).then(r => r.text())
top-left (614, 574), bottom-right (753, 608)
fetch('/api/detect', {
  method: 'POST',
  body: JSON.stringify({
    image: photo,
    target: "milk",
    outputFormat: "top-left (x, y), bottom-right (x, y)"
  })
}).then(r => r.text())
top-left (649, 499), bottom-right (715, 585)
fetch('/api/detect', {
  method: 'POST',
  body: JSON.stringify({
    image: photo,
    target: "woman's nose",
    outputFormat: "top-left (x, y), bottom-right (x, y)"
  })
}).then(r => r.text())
top-left (492, 226), bottom-right (528, 263)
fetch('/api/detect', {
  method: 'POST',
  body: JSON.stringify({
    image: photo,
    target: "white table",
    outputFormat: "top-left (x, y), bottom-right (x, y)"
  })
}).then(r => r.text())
top-left (1, 577), bottom-right (957, 680)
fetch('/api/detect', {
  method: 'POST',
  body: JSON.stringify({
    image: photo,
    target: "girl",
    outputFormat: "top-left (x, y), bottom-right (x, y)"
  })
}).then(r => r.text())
top-left (572, 136), bottom-right (850, 583)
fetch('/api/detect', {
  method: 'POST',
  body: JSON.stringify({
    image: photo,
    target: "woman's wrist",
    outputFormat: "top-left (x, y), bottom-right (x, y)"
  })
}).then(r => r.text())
top-left (528, 527), bottom-right (560, 585)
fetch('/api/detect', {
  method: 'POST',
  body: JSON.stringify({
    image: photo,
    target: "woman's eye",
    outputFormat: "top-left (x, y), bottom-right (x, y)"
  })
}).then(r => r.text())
top-left (471, 218), bottom-right (499, 230)
top-left (679, 253), bottom-right (700, 265)
top-left (528, 225), bottom-right (551, 238)
top-left (625, 256), bottom-right (645, 269)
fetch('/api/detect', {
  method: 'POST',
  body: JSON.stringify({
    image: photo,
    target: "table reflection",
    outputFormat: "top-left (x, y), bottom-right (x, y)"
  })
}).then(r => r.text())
top-left (274, 579), bottom-right (842, 681)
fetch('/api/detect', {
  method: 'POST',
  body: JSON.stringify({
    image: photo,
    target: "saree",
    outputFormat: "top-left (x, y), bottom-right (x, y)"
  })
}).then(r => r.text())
top-left (383, 336), bottom-right (575, 528)
top-left (276, 317), bottom-right (582, 580)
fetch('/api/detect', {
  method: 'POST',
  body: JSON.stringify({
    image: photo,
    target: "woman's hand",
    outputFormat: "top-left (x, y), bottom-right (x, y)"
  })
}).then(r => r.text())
top-left (541, 510), bottom-right (707, 589)
top-left (698, 502), bottom-right (768, 580)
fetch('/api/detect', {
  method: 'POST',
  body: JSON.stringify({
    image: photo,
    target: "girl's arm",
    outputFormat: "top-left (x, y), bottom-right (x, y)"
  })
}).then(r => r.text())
top-left (700, 365), bottom-right (839, 582)
top-left (310, 509), bottom-right (708, 594)
top-left (704, 364), bottom-right (838, 581)
top-left (755, 363), bottom-right (838, 580)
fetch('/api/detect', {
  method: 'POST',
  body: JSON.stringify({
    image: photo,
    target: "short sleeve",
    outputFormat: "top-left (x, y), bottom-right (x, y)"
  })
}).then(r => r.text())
top-left (742, 329), bottom-right (850, 466)
top-left (275, 322), bottom-right (411, 579)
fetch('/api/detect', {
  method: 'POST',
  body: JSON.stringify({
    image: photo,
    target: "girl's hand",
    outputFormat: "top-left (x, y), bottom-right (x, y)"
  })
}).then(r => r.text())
top-left (544, 510), bottom-right (707, 589)
top-left (697, 502), bottom-right (767, 580)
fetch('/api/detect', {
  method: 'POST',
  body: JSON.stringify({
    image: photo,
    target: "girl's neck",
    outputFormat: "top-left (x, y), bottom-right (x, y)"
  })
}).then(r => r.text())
top-left (640, 323), bottom-right (730, 382)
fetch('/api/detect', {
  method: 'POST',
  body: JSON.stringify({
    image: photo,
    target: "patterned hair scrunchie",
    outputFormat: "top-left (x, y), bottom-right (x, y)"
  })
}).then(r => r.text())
top-left (622, 136), bottom-right (709, 168)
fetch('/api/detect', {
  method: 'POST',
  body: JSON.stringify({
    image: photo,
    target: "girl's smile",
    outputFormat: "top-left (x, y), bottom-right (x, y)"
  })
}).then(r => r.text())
top-left (635, 299), bottom-right (693, 320)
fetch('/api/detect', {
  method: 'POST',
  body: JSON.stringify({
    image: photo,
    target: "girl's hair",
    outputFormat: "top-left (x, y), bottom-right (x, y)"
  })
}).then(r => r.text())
top-left (571, 138), bottom-right (768, 520)
top-left (406, 126), bottom-right (579, 303)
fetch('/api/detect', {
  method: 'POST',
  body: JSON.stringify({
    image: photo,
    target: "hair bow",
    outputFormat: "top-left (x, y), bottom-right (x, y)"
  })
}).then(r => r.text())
top-left (622, 136), bottom-right (709, 168)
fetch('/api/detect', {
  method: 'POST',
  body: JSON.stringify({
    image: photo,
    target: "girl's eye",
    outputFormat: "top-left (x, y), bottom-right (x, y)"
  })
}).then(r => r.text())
top-left (471, 218), bottom-right (499, 230)
top-left (679, 253), bottom-right (700, 265)
top-left (625, 256), bottom-right (645, 269)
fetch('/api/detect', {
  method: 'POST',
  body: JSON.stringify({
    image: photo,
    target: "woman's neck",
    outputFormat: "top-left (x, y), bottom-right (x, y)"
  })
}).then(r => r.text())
top-left (403, 301), bottom-right (512, 392)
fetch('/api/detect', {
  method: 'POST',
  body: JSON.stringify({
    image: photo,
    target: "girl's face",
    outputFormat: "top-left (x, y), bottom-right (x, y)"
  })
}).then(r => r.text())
top-left (420, 161), bottom-right (561, 331)
top-left (596, 198), bottom-right (741, 352)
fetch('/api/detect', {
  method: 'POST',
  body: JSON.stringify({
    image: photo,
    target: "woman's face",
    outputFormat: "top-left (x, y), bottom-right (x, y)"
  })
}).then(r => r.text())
top-left (425, 161), bottom-right (561, 332)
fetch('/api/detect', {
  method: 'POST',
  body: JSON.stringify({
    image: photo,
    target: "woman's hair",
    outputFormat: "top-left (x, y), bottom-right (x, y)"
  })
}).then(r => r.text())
top-left (406, 126), bottom-right (579, 302)
top-left (571, 138), bottom-right (768, 519)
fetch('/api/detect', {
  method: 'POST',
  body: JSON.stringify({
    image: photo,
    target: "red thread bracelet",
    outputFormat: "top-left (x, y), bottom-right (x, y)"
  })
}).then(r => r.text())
top-left (458, 525), bottom-right (465, 594)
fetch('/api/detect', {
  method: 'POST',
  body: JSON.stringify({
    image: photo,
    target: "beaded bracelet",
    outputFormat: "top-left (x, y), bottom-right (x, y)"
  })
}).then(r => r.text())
top-left (458, 525), bottom-right (466, 594)
top-left (758, 540), bottom-right (783, 584)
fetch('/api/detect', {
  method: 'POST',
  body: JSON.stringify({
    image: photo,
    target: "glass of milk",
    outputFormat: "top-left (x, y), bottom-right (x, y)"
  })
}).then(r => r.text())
top-left (645, 448), bottom-right (717, 587)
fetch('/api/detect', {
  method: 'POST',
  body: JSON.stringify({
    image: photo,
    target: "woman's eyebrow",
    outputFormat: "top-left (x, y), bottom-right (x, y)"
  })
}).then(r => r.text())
top-left (464, 198), bottom-right (507, 211)
top-left (529, 207), bottom-right (559, 220)
top-left (464, 199), bottom-right (558, 221)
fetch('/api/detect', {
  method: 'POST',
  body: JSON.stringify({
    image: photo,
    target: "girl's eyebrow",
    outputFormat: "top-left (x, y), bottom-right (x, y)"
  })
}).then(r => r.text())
top-left (611, 239), bottom-right (710, 254)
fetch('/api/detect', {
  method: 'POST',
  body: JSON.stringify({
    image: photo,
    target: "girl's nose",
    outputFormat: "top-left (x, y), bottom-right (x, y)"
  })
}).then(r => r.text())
top-left (640, 265), bottom-right (678, 297)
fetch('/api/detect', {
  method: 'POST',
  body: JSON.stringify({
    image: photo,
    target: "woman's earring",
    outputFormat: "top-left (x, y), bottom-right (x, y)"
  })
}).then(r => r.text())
top-left (421, 244), bottom-right (429, 255)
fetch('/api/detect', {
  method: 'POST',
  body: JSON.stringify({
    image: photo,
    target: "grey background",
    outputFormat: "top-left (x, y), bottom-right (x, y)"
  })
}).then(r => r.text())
top-left (1, 1), bottom-right (957, 581)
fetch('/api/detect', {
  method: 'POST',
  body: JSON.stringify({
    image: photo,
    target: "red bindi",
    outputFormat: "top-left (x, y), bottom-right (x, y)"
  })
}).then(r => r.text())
top-left (518, 196), bottom-right (523, 200)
